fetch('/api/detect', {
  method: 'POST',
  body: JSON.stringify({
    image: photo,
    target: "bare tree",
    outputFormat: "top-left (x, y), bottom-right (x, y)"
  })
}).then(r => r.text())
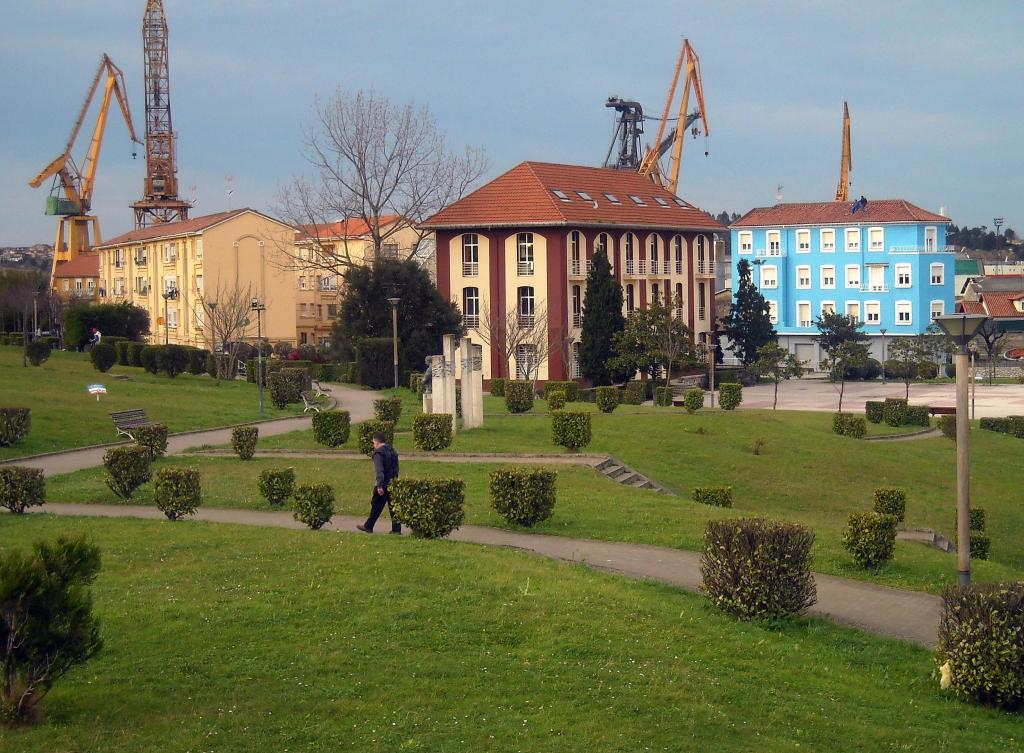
top-left (197, 281), bottom-right (254, 385)
top-left (476, 297), bottom-right (553, 386)
top-left (273, 88), bottom-right (488, 276)
top-left (973, 319), bottom-right (1008, 384)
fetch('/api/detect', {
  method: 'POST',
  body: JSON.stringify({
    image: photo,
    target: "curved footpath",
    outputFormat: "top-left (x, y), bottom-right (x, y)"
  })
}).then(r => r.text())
top-left (33, 502), bottom-right (941, 649)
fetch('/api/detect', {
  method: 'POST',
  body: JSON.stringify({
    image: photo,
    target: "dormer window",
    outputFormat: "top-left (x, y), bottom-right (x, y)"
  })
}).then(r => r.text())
top-left (552, 189), bottom-right (571, 202)
top-left (604, 193), bottom-right (621, 204)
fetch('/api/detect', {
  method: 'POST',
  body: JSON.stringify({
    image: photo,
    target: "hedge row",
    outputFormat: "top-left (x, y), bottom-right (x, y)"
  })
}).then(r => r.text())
top-left (832, 412), bottom-right (866, 438)
top-left (980, 415), bottom-right (1024, 438)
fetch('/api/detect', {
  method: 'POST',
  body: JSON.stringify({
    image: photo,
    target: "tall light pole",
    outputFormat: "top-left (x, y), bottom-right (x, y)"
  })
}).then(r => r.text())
top-left (879, 328), bottom-right (887, 383)
top-left (708, 342), bottom-right (717, 408)
top-left (387, 297), bottom-right (401, 389)
top-left (934, 313), bottom-right (989, 586)
top-left (162, 287), bottom-right (179, 345)
top-left (993, 217), bottom-right (1004, 244)
top-left (251, 297), bottom-right (267, 414)
top-left (32, 292), bottom-right (39, 337)
top-left (207, 301), bottom-right (219, 382)
top-left (968, 340), bottom-right (977, 420)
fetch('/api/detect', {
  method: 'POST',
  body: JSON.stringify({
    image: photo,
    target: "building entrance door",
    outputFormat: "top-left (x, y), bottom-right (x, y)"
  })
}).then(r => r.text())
top-left (795, 343), bottom-right (816, 371)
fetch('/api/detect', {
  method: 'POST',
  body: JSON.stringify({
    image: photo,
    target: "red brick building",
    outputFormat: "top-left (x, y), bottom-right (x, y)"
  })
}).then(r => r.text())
top-left (421, 161), bottom-right (724, 383)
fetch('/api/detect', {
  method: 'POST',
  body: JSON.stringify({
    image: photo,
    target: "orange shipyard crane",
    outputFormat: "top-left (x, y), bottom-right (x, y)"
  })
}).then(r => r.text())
top-left (638, 38), bottom-right (709, 195)
top-left (834, 101), bottom-right (852, 202)
top-left (28, 54), bottom-right (142, 283)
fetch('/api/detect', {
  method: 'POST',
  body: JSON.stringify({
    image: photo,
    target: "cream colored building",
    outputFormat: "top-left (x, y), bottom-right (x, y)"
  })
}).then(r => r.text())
top-left (95, 209), bottom-right (302, 348)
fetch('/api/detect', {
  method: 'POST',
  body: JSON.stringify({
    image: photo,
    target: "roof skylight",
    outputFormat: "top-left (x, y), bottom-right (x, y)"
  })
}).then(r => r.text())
top-left (629, 195), bottom-right (646, 206)
top-left (552, 189), bottom-right (571, 202)
top-left (653, 197), bottom-right (670, 207)
top-left (576, 190), bottom-right (593, 201)
top-left (604, 193), bottom-right (621, 204)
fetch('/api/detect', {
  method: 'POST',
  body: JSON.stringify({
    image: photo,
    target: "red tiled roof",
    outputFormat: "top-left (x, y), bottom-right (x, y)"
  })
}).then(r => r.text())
top-left (296, 215), bottom-right (402, 241)
top-left (731, 199), bottom-right (951, 227)
top-left (52, 253), bottom-right (99, 278)
top-left (421, 161), bottom-right (724, 231)
top-left (980, 292), bottom-right (1024, 318)
top-left (96, 209), bottom-right (251, 248)
top-left (957, 300), bottom-right (987, 315)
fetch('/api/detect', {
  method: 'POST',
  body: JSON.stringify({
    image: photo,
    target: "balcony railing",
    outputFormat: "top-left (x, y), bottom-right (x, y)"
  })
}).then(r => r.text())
top-left (585, 260), bottom-right (593, 274)
top-left (889, 244), bottom-right (956, 254)
top-left (134, 257), bottom-right (147, 266)
top-left (517, 261), bottom-right (534, 276)
top-left (462, 261), bottom-right (479, 276)
top-left (798, 319), bottom-right (812, 327)
top-left (464, 314), bottom-right (480, 329)
top-left (569, 259), bottom-right (581, 276)
top-left (136, 286), bottom-right (149, 295)
top-left (698, 306), bottom-right (706, 321)
top-left (638, 260), bottom-right (647, 275)
top-left (663, 261), bottom-right (672, 275)
top-left (517, 314), bottom-right (535, 328)
top-left (863, 285), bottom-right (889, 293)
top-left (625, 260), bottom-right (635, 276)
top-left (572, 312), bottom-right (582, 328)
top-left (697, 259), bottom-right (716, 276)
top-left (755, 248), bottom-right (785, 258)
top-left (648, 259), bottom-right (659, 276)
top-left (675, 261), bottom-right (683, 275)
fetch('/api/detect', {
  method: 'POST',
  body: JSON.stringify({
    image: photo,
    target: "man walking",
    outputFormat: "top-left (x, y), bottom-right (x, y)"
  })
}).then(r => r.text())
top-left (357, 432), bottom-right (401, 534)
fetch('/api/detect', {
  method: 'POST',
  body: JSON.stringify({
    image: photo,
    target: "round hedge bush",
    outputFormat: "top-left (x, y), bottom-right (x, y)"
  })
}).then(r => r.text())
top-left (26, 339), bottom-right (51, 366)
top-left (504, 381), bottom-right (534, 414)
top-left (231, 425), bottom-right (259, 460)
top-left (872, 488), bottom-right (906, 523)
top-left (683, 387), bottom-right (704, 414)
top-left (0, 466), bottom-right (45, 514)
top-left (90, 342), bottom-right (117, 373)
top-left (718, 383), bottom-right (743, 411)
top-left (595, 386), bottom-right (620, 414)
top-left (157, 344), bottom-right (190, 378)
top-left (258, 467), bottom-right (295, 506)
top-left (356, 420), bottom-right (395, 456)
top-left (134, 423), bottom-right (169, 460)
top-left (312, 410), bottom-right (351, 447)
top-left (0, 407), bottom-right (31, 446)
top-left (140, 346), bottom-right (161, 374)
top-left (153, 467), bottom-right (202, 521)
top-left (623, 381), bottom-right (645, 405)
top-left (489, 468), bottom-right (556, 527)
top-left (551, 411), bottom-right (591, 451)
top-left (103, 446), bottom-right (151, 501)
top-left (374, 397), bottom-right (403, 423)
top-left (843, 511), bottom-right (898, 569)
top-left (489, 378), bottom-right (506, 397)
top-left (390, 478), bottom-right (465, 538)
top-left (413, 413), bottom-right (453, 451)
top-left (546, 388), bottom-right (566, 411)
top-left (292, 483), bottom-right (335, 529)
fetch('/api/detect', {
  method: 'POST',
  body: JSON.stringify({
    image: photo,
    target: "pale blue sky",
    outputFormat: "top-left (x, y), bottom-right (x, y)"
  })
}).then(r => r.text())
top-left (2, 0), bottom-right (1021, 245)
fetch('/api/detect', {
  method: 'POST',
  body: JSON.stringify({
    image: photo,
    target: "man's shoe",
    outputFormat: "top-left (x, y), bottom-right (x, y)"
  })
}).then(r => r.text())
top-left (356, 524), bottom-right (372, 533)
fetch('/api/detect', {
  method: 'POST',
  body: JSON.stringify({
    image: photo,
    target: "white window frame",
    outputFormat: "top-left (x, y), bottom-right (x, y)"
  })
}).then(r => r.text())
top-left (462, 234), bottom-right (479, 276)
top-left (462, 287), bottom-right (480, 328)
top-left (930, 263), bottom-right (944, 285)
top-left (767, 300), bottom-right (779, 325)
top-left (845, 265), bottom-right (861, 289)
top-left (738, 231), bottom-right (752, 254)
top-left (867, 265), bottom-right (887, 293)
top-left (796, 229), bottom-right (811, 253)
top-left (760, 264), bottom-right (778, 289)
top-left (868, 227), bottom-right (884, 252)
top-left (796, 265), bottom-right (811, 290)
top-left (821, 300), bottom-right (836, 317)
top-left (820, 265), bottom-right (836, 289)
top-left (895, 263), bottom-right (912, 289)
top-left (820, 228), bottom-right (836, 253)
top-left (767, 231), bottom-right (781, 256)
top-left (167, 306), bottom-right (178, 328)
top-left (796, 300), bottom-right (812, 328)
top-left (865, 300), bottom-right (881, 324)
top-left (845, 228), bottom-right (861, 252)
top-left (895, 300), bottom-right (913, 326)
top-left (195, 239), bottom-right (203, 261)
top-left (516, 233), bottom-right (534, 275)
top-left (930, 300), bottom-right (944, 320)
top-left (845, 301), bottom-right (861, 323)
top-left (924, 226), bottom-right (937, 252)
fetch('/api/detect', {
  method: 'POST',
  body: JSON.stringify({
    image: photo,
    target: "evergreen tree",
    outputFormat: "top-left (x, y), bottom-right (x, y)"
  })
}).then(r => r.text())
top-left (723, 259), bottom-right (775, 366)
top-left (578, 249), bottom-right (625, 385)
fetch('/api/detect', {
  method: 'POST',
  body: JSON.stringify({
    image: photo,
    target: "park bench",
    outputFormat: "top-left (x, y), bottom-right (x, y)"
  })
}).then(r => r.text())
top-left (301, 391), bottom-right (325, 413)
top-left (110, 409), bottom-right (152, 440)
top-left (929, 406), bottom-right (956, 416)
top-left (311, 380), bottom-right (332, 399)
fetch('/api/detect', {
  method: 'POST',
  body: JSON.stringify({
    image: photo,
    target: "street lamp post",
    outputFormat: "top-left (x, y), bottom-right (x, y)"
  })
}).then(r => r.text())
top-left (879, 328), bottom-right (887, 383)
top-left (32, 292), bottom-right (39, 337)
top-left (707, 342), bottom-right (717, 408)
top-left (968, 341), bottom-right (977, 420)
top-left (251, 297), bottom-right (267, 415)
top-left (387, 297), bottom-right (401, 389)
top-left (934, 313), bottom-right (989, 586)
top-left (162, 287), bottom-right (179, 345)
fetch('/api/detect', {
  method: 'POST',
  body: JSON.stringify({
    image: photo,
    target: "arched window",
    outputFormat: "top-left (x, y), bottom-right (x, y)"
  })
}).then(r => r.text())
top-left (569, 231), bottom-right (582, 275)
top-left (649, 234), bottom-right (659, 271)
top-left (651, 283), bottom-right (659, 303)
top-left (463, 287), bottom-right (480, 328)
top-left (517, 286), bottom-right (535, 326)
top-left (462, 234), bottom-right (479, 276)
top-left (673, 235), bottom-right (684, 274)
top-left (624, 233), bottom-right (635, 275)
top-left (674, 283), bottom-right (683, 316)
top-left (517, 233), bottom-right (534, 275)
top-left (572, 284), bottom-right (582, 328)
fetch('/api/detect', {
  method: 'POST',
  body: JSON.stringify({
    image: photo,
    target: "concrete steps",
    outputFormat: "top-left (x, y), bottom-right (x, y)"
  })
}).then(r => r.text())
top-left (594, 457), bottom-right (670, 494)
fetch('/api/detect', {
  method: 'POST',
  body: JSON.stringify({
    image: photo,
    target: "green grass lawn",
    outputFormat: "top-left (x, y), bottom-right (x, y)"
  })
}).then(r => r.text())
top-left (1, 515), bottom-right (1020, 753)
top-left (0, 347), bottom-right (301, 460)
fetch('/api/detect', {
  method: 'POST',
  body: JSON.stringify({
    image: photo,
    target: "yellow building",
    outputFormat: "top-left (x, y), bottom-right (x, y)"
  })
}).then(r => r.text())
top-left (95, 209), bottom-right (304, 347)
top-left (51, 253), bottom-right (100, 301)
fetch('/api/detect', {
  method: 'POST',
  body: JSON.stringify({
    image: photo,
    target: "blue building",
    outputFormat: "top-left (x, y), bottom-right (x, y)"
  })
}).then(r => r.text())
top-left (729, 199), bottom-right (955, 369)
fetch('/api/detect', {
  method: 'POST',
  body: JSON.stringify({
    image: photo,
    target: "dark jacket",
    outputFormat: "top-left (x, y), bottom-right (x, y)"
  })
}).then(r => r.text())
top-left (372, 443), bottom-right (400, 490)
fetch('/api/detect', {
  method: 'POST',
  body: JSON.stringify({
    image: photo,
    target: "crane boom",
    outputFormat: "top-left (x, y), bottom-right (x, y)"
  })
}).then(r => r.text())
top-left (834, 101), bottom-right (852, 202)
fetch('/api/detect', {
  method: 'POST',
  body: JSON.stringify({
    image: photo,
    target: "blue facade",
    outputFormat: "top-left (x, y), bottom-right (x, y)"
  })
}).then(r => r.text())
top-left (730, 219), bottom-right (955, 338)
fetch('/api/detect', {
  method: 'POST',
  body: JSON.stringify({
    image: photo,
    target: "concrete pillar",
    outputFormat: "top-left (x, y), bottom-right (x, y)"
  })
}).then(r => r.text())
top-left (472, 343), bottom-right (485, 428)
top-left (460, 337), bottom-right (476, 429)
top-left (427, 355), bottom-right (444, 415)
top-left (443, 334), bottom-right (458, 434)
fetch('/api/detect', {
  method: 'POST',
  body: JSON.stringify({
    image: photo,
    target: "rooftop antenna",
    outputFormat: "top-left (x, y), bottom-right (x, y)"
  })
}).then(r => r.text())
top-left (776, 184), bottom-right (784, 203)
top-left (225, 174), bottom-right (234, 210)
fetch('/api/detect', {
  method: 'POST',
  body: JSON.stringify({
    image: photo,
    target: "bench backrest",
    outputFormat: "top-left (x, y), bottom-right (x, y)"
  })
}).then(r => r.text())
top-left (110, 409), bottom-right (149, 426)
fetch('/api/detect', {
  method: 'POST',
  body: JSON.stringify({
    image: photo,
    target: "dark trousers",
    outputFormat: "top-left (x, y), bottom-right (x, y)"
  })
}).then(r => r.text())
top-left (364, 487), bottom-right (400, 533)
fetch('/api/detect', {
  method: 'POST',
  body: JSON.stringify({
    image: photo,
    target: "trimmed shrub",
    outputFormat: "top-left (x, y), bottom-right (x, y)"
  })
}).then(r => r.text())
top-left (258, 467), bottom-right (295, 506)
top-left (153, 467), bottom-right (201, 521)
top-left (872, 488), bottom-right (906, 522)
top-left (26, 339), bottom-right (51, 366)
top-left (596, 386), bottom-right (620, 413)
top-left (490, 377), bottom-right (506, 397)
top-left (545, 380), bottom-right (581, 402)
top-left (156, 344), bottom-right (188, 378)
top-left (504, 380), bottom-right (534, 413)
top-left (693, 486), bottom-right (733, 508)
top-left (409, 371), bottom-right (423, 393)
top-left (865, 401), bottom-right (885, 424)
top-left (355, 337), bottom-right (393, 388)
top-left (90, 342), bottom-right (117, 373)
top-left (490, 468), bottom-right (557, 527)
top-left (832, 412), bottom-right (867, 438)
top-left (374, 397), bottom-right (403, 423)
top-left (413, 414), bottom-right (453, 451)
top-left (883, 397), bottom-right (908, 427)
top-left (546, 388), bottom-right (566, 411)
top-left (0, 407), bottom-right (31, 446)
top-left (938, 414), bottom-right (957, 440)
top-left (268, 368), bottom-right (305, 408)
top-left (970, 533), bottom-right (991, 560)
top-left (313, 362), bottom-right (339, 382)
top-left (700, 518), bottom-right (817, 620)
top-left (719, 383), bottom-right (743, 411)
top-left (970, 508), bottom-right (986, 532)
top-left (551, 411), bottom-right (591, 451)
top-left (292, 483), bottom-right (335, 529)
top-left (980, 416), bottom-right (1010, 434)
top-left (843, 511), bottom-right (898, 568)
top-left (134, 423), bottom-right (168, 460)
top-left (1009, 416), bottom-right (1024, 439)
top-left (654, 386), bottom-right (673, 406)
top-left (140, 346), bottom-right (161, 374)
top-left (936, 583), bottom-right (1024, 709)
top-left (0, 466), bottom-right (45, 514)
top-left (187, 348), bottom-right (208, 375)
top-left (356, 419), bottom-right (395, 456)
top-left (683, 387), bottom-right (704, 414)
top-left (390, 478), bottom-right (465, 538)
top-left (231, 426), bottom-right (258, 460)
top-left (103, 446), bottom-right (151, 501)
top-left (113, 339), bottom-right (131, 365)
top-left (623, 381), bottom-right (645, 405)
top-left (904, 404), bottom-right (930, 427)
top-left (917, 361), bottom-right (939, 380)
top-left (312, 410), bottom-right (350, 447)
top-left (455, 385), bottom-right (462, 418)
top-left (128, 341), bottom-right (146, 367)
top-left (944, 363), bottom-right (956, 378)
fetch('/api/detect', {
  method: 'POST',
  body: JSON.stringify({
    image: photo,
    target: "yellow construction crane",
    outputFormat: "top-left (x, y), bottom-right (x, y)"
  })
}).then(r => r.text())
top-left (638, 38), bottom-right (709, 195)
top-left (834, 101), bottom-right (852, 202)
top-left (28, 54), bottom-right (142, 277)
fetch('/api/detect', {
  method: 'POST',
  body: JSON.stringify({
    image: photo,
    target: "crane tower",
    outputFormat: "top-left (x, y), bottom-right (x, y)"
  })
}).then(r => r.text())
top-left (131, 0), bottom-right (191, 227)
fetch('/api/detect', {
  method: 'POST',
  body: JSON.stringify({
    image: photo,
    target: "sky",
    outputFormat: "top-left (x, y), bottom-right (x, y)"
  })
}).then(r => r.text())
top-left (2, 0), bottom-right (1022, 246)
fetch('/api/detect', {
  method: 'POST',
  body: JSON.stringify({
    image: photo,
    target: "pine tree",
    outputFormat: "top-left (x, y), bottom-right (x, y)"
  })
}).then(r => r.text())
top-left (724, 259), bottom-right (775, 366)
top-left (578, 249), bottom-right (625, 385)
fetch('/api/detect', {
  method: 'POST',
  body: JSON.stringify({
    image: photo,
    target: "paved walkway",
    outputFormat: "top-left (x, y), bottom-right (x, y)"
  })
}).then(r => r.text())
top-left (193, 448), bottom-right (609, 466)
top-left (35, 502), bottom-right (942, 649)
top-left (2, 383), bottom-right (380, 477)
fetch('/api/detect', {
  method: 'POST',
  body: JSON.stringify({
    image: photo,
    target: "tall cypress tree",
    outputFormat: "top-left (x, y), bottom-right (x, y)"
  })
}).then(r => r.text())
top-left (579, 249), bottom-right (625, 385)
top-left (724, 258), bottom-right (775, 366)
